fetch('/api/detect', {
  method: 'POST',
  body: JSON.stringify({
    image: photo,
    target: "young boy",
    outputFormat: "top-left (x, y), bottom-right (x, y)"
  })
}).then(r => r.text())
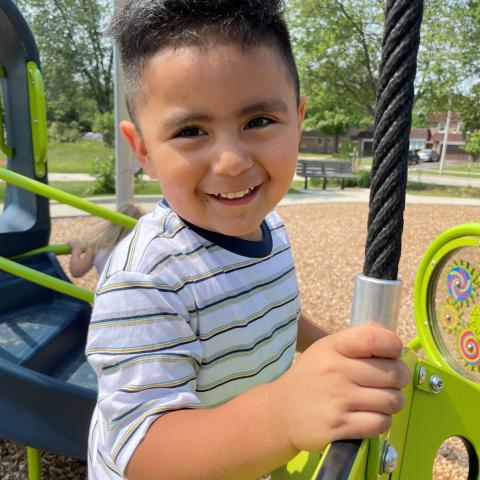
top-left (86, 1), bottom-right (411, 479)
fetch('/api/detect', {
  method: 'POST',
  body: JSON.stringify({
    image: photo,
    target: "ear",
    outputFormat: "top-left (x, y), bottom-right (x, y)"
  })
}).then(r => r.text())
top-left (119, 121), bottom-right (158, 179)
top-left (297, 96), bottom-right (308, 139)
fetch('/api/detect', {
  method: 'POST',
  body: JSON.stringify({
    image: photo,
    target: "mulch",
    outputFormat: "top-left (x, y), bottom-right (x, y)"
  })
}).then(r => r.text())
top-left (1, 202), bottom-right (478, 479)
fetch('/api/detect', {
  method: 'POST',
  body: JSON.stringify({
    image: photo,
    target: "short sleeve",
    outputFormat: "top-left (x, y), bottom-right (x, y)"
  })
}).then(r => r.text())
top-left (86, 270), bottom-right (203, 475)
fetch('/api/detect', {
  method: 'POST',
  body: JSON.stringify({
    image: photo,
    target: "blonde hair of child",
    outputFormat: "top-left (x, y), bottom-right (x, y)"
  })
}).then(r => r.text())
top-left (87, 203), bottom-right (144, 254)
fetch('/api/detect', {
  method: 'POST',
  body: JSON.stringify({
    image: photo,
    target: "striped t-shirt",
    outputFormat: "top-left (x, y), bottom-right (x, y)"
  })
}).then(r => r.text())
top-left (86, 200), bottom-right (300, 479)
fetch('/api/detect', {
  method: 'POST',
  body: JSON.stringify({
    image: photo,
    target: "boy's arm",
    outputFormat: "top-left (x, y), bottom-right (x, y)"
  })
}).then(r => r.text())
top-left (126, 382), bottom-right (296, 480)
top-left (296, 310), bottom-right (332, 353)
top-left (126, 325), bottom-right (411, 480)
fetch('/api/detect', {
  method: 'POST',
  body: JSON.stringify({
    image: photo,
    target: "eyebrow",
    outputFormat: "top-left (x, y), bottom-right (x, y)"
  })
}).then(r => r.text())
top-left (239, 99), bottom-right (289, 117)
top-left (162, 99), bottom-right (289, 132)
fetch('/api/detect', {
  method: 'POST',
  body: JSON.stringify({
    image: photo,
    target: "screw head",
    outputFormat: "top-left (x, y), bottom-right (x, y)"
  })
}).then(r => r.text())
top-left (417, 366), bottom-right (426, 385)
top-left (429, 375), bottom-right (444, 393)
top-left (380, 443), bottom-right (398, 474)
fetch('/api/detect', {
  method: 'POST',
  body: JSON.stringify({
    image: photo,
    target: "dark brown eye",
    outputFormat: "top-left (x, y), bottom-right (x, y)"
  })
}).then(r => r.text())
top-left (246, 117), bottom-right (274, 129)
top-left (175, 127), bottom-right (207, 138)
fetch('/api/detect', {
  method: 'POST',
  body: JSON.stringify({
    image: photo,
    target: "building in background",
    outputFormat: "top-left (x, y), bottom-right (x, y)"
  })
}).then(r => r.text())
top-left (426, 113), bottom-right (468, 162)
top-left (300, 112), bottom-right (469, 161)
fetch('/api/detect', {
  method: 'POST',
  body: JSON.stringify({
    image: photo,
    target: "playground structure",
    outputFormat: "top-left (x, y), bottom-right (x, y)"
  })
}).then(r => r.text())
top-left (0, 0), bottom-right (480, 479)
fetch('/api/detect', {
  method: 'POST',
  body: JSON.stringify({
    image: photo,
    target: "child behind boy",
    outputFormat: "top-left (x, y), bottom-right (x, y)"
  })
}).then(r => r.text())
top-left (86, 1), bottom-right (410, 479)
top-left (68, 203), bottom-right (145, 277)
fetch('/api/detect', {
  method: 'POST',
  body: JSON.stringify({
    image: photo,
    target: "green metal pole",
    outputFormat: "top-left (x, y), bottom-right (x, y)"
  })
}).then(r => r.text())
top-left (26, 447), bottom-right (41, 480)
top-left (0, 256), bottom-right (94, 304)
top-left (11, 243), bottom-right (72, 260)
top-left (407, 336), bottom-right (421, 351)
top-left (0, 167), bottom-right (138, 229)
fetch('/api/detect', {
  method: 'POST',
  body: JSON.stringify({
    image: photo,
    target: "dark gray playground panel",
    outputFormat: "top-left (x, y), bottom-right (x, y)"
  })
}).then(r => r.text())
top-left (0, 0), bottom-right (50, 257)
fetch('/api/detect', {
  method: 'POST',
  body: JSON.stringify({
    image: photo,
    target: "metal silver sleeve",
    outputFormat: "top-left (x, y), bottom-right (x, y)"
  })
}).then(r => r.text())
top-left (349, 273), bottom-right (402, 331)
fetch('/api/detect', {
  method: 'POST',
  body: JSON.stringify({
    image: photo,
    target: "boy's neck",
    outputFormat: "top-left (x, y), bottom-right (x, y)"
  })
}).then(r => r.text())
top-left (182, 218), bottom-right (264, 242)
top-left (237, 227), bottom-right (263, 242)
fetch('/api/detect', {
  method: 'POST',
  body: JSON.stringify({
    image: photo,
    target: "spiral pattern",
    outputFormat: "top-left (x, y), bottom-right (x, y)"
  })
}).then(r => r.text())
top-left (447, 266), bottom-right (473, 302)
top-left (459, 330), bottom-right (480, 366)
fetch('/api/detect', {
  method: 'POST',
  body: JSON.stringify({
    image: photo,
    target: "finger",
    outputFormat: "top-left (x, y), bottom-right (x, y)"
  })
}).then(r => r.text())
top-left (332, 325), bottom-right (403, 360)
top-left (346, 387), bottom-right (405, 416)
top-left (333, 411), bottom-right (392, 441)
top-left (345, 357), bottom-right (412, 389)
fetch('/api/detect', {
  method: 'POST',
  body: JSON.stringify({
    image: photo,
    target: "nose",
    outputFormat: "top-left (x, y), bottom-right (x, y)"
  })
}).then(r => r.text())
top-left (211, 143), bottom-right (253, 177)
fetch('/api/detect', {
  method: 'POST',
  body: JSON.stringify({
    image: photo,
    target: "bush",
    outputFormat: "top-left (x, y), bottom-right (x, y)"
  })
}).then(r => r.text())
top-left (343, 177), bottom-right (358, 188)
top-left (357, 171), bottom-right (372, 188)
top-left (88, 156), bottom-right (148, 195)
top-left (88, 156), bottom-right (116, 195)
top-left (93, 111), bottom-right (115, 147)
top-left (337, 140), bottom-right (357, 160)
top-left (47, 121), bottom-right (81, 143)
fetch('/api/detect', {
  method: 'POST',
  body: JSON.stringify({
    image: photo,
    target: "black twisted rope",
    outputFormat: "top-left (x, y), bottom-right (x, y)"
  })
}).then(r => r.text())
top-left (316, 4), bottom-right (426, 478)
top-left (364, 0), bottom-right (424, 280)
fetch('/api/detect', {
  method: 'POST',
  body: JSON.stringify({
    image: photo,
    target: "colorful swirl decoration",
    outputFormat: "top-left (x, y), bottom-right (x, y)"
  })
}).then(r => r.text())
top-left (459, 329), bottom-right (480, 368)
top-left (438, 302), bottom-right (461, 332)
top-left (447, 265), bottom-right (475, 303)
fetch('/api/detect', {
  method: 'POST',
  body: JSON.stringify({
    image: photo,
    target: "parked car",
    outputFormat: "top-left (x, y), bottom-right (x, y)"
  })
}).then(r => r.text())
top-left (417, 148), bottom-right (440, 162)
top-left (408, 150), bottom-right (420, 165)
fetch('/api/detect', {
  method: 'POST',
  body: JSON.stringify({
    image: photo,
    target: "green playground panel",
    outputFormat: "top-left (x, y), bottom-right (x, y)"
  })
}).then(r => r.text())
top-left (271, 224), bottom-right (480, 479)
top-left (414, 224), bottom-right (480, 380)
top-left (26, 61), bottom-right (47, 178)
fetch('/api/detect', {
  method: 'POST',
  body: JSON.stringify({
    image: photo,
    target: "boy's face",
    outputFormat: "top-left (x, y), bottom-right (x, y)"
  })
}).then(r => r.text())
top-left (121, 43), bottom-right (306, 240)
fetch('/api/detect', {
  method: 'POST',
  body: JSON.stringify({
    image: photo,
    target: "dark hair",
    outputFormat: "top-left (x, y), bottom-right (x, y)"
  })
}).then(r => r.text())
top-left (109, 0), bottom-right (300, 124)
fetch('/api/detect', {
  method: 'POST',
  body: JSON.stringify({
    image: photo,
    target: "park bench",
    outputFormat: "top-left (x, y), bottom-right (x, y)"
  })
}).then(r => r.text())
top-left (296, 158), bottom-right (359, 190)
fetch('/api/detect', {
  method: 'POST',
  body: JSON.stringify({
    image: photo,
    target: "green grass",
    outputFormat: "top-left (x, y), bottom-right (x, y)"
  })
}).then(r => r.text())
top-left (444, 162), bottom-right (480, 173)
top-left (136, 181), bottom-right (162, 195)
top-left (406, 182), bottom-right (480, 198)
top-left (0, 140), bottom-right (115, 173)
top-left (47, 141), bottom-right (114, 173)
top-left (412, 168), bottom-right (480, 179)
top-left (357, 157), bottom-right (373, 167)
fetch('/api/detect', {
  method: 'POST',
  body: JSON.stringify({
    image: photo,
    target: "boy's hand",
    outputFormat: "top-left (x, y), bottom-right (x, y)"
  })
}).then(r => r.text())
top-left (270, 325), bottom-right (411, 453)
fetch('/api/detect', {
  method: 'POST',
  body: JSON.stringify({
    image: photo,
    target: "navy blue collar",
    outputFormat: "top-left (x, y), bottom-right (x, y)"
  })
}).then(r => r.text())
top-left (181, 218), bottom-right (273, 258)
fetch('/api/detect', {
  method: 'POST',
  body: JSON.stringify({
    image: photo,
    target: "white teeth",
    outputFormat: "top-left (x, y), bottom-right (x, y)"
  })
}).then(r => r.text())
top-left (216, 187), bottom-right (254, 199)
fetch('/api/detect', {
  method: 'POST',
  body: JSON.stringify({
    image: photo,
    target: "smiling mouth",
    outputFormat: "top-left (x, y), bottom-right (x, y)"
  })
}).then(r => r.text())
top-left (208, 184), bottom-right (261, 203)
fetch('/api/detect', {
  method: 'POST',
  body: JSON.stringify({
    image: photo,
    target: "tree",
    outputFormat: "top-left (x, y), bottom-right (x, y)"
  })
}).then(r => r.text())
top-left (288, 0), bottom-right (383, 137)
top-left (463, 131), bottom-right (480, 161)
top-left (304, 89), bottom-right (361, 152)
top-left (413, 0), bottom-right (470, 119)
top-left (18, 0), bottom-right (114, 129)
top-left (287, 0), bottom-right (478, 133)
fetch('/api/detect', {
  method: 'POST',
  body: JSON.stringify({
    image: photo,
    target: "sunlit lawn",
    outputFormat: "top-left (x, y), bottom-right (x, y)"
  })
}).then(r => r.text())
top-left (46, 141), bottom-right (114, 173)
top-left (411, 162), bottom-right (480, 178)
top-left (406, 182), bottom-right (480, 198)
